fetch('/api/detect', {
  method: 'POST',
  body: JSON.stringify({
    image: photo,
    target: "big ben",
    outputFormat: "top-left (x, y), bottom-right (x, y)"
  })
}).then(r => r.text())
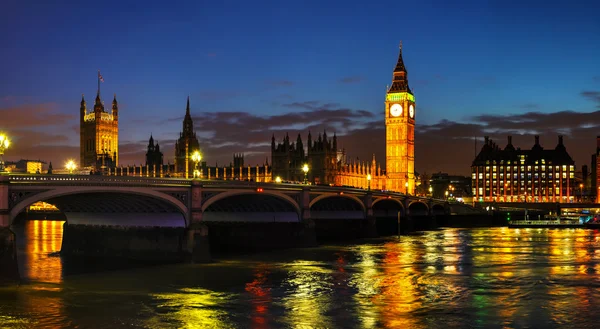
top-left (385, 43), bottom-right (415, 194)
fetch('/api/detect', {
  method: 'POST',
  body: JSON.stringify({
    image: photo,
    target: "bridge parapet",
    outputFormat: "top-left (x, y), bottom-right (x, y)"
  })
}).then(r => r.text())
top-left (8, 174), bottom-right (191, 187)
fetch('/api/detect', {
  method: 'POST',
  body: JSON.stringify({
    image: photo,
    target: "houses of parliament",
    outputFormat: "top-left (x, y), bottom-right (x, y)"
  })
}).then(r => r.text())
top-left (79, 44), bottom-right (417, 193)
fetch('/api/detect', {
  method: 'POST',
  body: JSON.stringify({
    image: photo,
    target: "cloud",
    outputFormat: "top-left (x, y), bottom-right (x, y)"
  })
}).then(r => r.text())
top-left (581, 91), bottom-right (600, 108)
top-left (339, 76), bottom-right (364, 84)
top-left (0, 103), bottom-right (75, 127)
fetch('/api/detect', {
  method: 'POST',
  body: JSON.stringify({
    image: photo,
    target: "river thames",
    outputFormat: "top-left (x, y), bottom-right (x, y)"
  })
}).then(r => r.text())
top-left (2, 221), bottom-right (600, 328)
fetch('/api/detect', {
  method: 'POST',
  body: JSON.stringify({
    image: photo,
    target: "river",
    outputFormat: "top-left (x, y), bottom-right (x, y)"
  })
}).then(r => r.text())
top-left (2, 220), bottom-right (600, 328)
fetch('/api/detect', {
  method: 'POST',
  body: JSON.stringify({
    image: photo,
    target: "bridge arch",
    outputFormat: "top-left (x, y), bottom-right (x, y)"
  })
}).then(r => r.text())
top-left (407, 201), bottom-right (429, 216)
top-left (372, 198), bottom-right (405, 217)
top-left (10, 186), bottom-right (189, 226)
top-left (309, 194), bottom-right (366, 212)
top-left (431, 204), bottom-right (446, 215)
top-left (201, 190), bottom-right (301, 222)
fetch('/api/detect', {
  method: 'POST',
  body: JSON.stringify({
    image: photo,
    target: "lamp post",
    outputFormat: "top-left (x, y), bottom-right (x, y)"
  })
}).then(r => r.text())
top-left (405, 181), bottom-right (409, 195)
top-left (580, 183), bottom-right (584, 203)
top-left (445, 190), bottom-right (449, 200)
top-left (0, 134), bottom-right (10, 173)
top-left (275, 176), bottom-right (282, 183)
top-left (65, 160), bottom-right (76, 174)
top-left (191, 151), bottom-right (201, 179)
top-left (302, 164), bottom-right (309, 185)
top-left (429, 186), bottom-right (433, 197)
top-left (367, 174), bottom-right (372, 191)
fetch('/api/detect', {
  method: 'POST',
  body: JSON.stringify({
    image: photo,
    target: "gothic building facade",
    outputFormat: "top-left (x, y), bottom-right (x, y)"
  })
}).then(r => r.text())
top-left (174, 97), bottom-right (200, 178)
top-left (271, 131), bottom-right (339, 184)
top-left (270, 44), bottom-right (415, 193)
top-left (79, 84), bottom-right (119, 171)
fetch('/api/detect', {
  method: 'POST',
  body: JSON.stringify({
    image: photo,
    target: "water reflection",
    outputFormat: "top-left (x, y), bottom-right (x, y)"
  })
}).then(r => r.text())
top-left (5, 226), bottom-right (600, 328)
top-left (18, 220), bottom-right (64, 283)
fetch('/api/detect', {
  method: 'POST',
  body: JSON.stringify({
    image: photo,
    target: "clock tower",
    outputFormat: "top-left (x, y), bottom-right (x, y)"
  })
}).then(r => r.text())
top-left (385, 43), bottom-right (415, 194)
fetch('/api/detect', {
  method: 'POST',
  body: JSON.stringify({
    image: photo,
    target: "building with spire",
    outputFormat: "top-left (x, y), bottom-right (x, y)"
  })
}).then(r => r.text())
top-left (174, 97), bottom-right (200, 178)
top-left (146, 134), bottom-right (163, 168)
top-left (79, 73), bottom-right (119, 172)
top-left (471, 135), bottom-right (575, 202)
top-left (271, 131), bottom-right (387, 190)
top-left (385, 42), bottom-right (416, 194)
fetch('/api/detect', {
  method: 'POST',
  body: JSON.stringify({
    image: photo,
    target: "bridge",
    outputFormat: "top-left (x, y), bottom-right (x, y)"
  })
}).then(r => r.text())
top-left (0, 174), bottom-right (448, 281)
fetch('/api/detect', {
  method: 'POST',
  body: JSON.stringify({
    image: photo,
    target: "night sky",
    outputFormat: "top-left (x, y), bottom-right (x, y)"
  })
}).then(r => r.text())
top-left (1, 0), bottom-right (599, 175)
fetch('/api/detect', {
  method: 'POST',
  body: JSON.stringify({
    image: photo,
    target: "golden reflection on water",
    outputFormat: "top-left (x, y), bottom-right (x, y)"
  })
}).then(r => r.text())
top-left (148, 288), bottom-right (236, 329)
top-left (281, 260), bottom-right (334, 328)
top-left (23, 220), bottom-right (64, 283)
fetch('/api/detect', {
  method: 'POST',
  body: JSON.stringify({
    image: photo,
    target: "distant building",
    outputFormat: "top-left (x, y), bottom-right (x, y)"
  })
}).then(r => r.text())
top-left (472, 135), bottom-right (575, 203)
top-left (4, 159), bottom-right (44, 174)
top-left (430, 172), bottom-right (471, 200)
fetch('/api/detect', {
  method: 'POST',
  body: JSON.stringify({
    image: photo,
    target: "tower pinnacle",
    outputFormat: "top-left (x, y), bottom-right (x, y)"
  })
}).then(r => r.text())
top-left (388, 42), bottom-right (411, 94)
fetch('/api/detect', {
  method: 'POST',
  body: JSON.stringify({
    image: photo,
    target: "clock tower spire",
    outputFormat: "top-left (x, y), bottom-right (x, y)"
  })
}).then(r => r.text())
top-left (385, 42), bottom-right (415, 194)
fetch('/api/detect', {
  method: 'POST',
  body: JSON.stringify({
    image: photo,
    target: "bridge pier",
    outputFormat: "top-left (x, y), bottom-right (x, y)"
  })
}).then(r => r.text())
top-left (0, 175), bottom-right (19, 283)
top-left (301, 188), bottom-right (317, 247)
top-left (185, 223), bottom-right (210, 263)
top-left (60, 222), bottom-right (187, 262)
top-left (363, 193), bottom-right (377, 238)
top-left (185, 180), bottom-right (211, 262)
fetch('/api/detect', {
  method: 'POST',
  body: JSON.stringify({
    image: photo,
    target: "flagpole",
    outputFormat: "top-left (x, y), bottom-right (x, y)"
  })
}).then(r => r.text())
top-left (97, 70), bottom-right (100, 97)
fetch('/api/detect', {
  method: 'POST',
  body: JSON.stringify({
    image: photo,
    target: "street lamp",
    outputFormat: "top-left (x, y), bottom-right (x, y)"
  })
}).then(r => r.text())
top-left (191, 151), bottom-right (201, 179)
top-left (65, 160), bottom-right (76, 174)
top-left (405, 181), bottom-right (409, 195)
top-left (367, 174), bottom-right (372, 191)
top-left (580, 183), bottom-right (584, 203)
top-left (429, 186), bottom-right (433, 197)
top-left (0, 134), bottom-right (10, 173)
top-left (445, 190), bottom-right (449, 200)
top-left (302, 164), bottom-right (309, 184)
top-left (275, 176), bottom-right (282, 183)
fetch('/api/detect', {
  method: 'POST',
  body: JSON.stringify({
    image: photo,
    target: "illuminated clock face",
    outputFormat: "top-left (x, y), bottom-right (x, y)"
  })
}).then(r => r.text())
top-left (390, 104), bottom-right (402, 117)
top-left (409, 104), bottom-right (415, 118)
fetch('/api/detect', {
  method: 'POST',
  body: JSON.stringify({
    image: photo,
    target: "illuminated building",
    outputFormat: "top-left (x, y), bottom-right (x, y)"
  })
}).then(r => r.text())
top-left (270, 132), bottom-right (387, 189)
top-left (591, 136), bottom-right (600, 203)
top-left (79, 77), bottom-right (119, 171)
top-left (385, 42), bottom-right (416, 194)
top-left (271, 132), bottom-right (340, 184)
top-left (174, 97), bottom-right (200, 178)
top-left (4, 159), bottom-right (44, 174)
top-left (471, 135), bottom-right (575, 202)
top-left (270, 44), bottom-right (417, 192)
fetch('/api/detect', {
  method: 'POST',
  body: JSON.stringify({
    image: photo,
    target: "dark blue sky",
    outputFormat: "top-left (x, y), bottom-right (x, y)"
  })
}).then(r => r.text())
top-left (1, 0), bottom-right (599, 174)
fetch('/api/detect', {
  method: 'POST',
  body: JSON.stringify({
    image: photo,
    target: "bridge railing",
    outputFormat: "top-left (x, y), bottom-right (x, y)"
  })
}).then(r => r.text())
top-left (8, 174), bottom-right (191, 186)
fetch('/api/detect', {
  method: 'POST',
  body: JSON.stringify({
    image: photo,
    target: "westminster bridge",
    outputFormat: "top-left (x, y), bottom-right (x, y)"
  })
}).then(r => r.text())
top-left (0, 174), bottom-right (450, 281)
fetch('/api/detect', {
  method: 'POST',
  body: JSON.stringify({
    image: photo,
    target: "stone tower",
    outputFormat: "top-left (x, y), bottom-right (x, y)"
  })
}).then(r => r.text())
top-left (385, 43), bottom-right (415, 194)
top-left (79, 74), bottom-right (119, 171)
